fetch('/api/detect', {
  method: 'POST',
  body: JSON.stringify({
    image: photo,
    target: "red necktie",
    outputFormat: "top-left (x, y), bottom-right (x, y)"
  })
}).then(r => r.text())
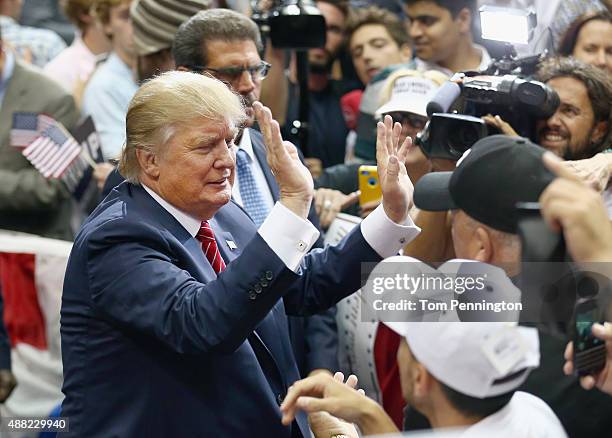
top-left (196, 221), bottom-right (226, 274)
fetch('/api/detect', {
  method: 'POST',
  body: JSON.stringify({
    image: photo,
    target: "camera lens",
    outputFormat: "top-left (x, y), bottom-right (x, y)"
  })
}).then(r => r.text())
top-left (447, 124), bottom-right (482, 157)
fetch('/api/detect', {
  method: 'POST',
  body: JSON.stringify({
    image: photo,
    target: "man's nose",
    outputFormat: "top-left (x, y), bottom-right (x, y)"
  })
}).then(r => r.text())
top-left (409, 22), bottom-right (423, 39)
top-left (595, 49), bottom-right (607, 68)
top-left (546, 110), bottom-right (562, 128)
top-left (362, 45), bottom-right (375, 62)
top-left (235, 70), bottom-right (256, 96)
top-left (214, 142), bottom-right (236, 169)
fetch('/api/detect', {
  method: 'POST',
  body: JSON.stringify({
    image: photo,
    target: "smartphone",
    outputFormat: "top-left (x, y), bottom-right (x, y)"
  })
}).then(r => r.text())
top-left (358, 165), bottom-right (382, 206)
top-left (573, 298), bottom-right (606, 376)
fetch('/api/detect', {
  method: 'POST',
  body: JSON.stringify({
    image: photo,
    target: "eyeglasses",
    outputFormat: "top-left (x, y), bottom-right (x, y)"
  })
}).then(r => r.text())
top-left (192, 61), bottom-right (272, 83)
top-left (385, 112), bottom-right (428, 130)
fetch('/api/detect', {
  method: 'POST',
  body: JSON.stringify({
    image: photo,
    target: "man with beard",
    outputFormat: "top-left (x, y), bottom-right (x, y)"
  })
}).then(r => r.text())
top-left (534, 57), bottom-right (612, 160)
top-left (283, 0), bottom-right (352, 173)
top-left (173, 8), bottom-right (341, 379)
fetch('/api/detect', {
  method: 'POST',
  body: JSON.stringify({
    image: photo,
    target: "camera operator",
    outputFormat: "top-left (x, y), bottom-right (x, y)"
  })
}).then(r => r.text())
top-left (535, 57), bottom-right (612, 161)
top-left (483, 57), bottom-right (612, 161)
top-left (282, 0), bottom-right (353, 173)
top-left (539, 151), bottom-right (612, 397)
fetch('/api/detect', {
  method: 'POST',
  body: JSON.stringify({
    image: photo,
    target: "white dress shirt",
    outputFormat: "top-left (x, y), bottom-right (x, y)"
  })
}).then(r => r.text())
top-left (231, 128), bottom-right (275, 211)
top-left (142, 184), bottom-right (420, 273)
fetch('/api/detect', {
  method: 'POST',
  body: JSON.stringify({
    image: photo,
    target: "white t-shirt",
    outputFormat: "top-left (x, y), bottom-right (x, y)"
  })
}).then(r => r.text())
top-left (461, 392), bottom-right (568, 438)
top-left (370, 392), bottom-right (567, 438)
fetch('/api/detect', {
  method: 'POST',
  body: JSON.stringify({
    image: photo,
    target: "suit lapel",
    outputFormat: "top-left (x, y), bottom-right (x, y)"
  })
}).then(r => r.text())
top-left (250, 129), bottom-right (280, 201)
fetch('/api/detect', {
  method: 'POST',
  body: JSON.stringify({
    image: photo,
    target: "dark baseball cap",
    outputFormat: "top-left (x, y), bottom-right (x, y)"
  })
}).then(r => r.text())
top-left (414, 135), bottom-right (555, 233)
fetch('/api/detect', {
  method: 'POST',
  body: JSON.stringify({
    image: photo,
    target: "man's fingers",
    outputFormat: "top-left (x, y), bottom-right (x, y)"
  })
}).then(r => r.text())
top-left (314, 191), bottom-right (324, 215)
top-left (563, 342), bottom-right (574, 376)
top-left (345, 374), bottom-right (358, 389)
top-left (295, 396), bottom-right (335, 415)
top-left (592, 322), bottom-right (612, 341)
top-left (392, 122), bottom-right (402, 153)
top-left (564, 341), bottom-right (574, 361)
top-left (341, 191), bottom-right (360, 209)
top-left (543, 152), bottom-right (582, 182)
top-left (334, 371), bottom-right (344, 382)
top-left (253, 102), bottom-right (270, 140)
top-left (386, 155), bottom-right (400, 179)
top-left (384, 115), bottom-right (394, 156)
top-left (398, 135), bottom-right (412, 163)
top-left (580, 375), bottom-right (596, 390)
top-left (376, 122), bottom-right (388, 164)
top-left (281, 375), bottom-right (329, 425)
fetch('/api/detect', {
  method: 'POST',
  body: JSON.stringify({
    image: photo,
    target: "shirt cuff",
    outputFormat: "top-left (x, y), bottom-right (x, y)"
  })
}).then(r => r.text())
top-left (258, 202), bottom-right (320, 272)
top-left (360, 204), bottom-right (421, 258)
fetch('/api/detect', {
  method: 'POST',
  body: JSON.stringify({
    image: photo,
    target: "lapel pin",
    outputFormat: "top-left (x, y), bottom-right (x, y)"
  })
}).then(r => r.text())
top-left (226, 240), bottom-right (238, 250)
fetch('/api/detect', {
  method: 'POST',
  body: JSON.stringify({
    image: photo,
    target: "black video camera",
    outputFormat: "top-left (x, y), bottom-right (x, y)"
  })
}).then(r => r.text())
top-left (251, 0), bottom-right (326, 50)
top-left (415, 6), bottom-right (560, 160)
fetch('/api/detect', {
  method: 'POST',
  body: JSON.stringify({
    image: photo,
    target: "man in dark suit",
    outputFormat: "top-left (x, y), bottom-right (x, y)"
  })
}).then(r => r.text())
top-left (60, 69), bottom-right (419, 437)
top-left (173, 8), bottom-right (340, 377)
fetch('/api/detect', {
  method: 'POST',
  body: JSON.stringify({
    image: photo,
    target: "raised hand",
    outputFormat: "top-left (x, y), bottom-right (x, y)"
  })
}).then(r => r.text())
top-left (377, 115), bottom-right (414, 224)
top-left (253, 101), bottom-right (314, 219)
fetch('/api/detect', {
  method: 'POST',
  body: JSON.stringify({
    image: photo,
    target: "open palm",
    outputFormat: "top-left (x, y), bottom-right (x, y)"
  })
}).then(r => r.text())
top-left (376, 115), bottom-right (414, 224)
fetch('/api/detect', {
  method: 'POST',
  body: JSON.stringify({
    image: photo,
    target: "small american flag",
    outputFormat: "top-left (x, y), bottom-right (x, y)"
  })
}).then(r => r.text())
top-left (23, 124), bottom-right (82, 179)
top-left (10, 113), bottom-right (55, 147)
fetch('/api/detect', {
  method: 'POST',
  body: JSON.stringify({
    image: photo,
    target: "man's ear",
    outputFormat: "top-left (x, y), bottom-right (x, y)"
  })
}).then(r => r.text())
top-left (455, 7), bottom-right (473, 35)
top-left (473, 226), bottom-right (493, 264)
top-left (413, 363), bottom-right (433, 398)
top-left (399, 43), bottom-right (413, 63)
top-left (136, 148), bottom-right (160, 180)
top-left (591, 121), bottom-right (608, 145)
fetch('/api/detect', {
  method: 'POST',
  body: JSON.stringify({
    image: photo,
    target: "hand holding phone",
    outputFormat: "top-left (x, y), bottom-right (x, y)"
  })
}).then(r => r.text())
top-left (358, 165), bottom-right (382, 207)
top-left (564, 321), bottom-right (612, 395)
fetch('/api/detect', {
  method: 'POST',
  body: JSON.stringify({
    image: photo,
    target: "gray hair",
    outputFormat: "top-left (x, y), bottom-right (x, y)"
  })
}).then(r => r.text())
top-left (172, 8), bottom-right (263, 70)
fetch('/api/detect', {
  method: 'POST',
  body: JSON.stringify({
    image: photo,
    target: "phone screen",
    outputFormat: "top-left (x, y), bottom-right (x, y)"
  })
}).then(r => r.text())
top-left (575, 305), bottom-right (604, 352)
top-left (573, 299), bottom-right (606, 376)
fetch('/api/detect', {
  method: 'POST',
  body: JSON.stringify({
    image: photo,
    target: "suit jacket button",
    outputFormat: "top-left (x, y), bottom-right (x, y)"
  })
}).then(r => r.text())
top-left (249, 292), bottom-right (257, 300)
top-left (277, 393), bottom-right (284, 405)
top-left (265, 271), bottom-right (273, 280)
top-left (254, 284), bottom-right (262, 293)
top-left (260, 280), bottom-right (269, 288)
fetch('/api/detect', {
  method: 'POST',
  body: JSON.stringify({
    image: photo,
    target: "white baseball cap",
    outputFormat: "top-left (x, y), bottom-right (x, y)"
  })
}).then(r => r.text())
top-left (375, 76), bottom-right (440, 118)
top-left (386, 321), bottom-right (540, 399)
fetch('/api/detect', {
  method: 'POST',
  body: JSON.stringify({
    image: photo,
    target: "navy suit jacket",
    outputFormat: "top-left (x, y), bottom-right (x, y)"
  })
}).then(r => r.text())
top-left (99, 129), bottom-right (339, 376)
top-left (60, 182), bottom-right (381, 437)
top-left (249, 129), bottom-right (339, 375)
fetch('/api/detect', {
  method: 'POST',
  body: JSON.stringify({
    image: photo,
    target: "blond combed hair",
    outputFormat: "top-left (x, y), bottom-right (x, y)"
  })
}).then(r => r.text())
top-left (379, 69), bottom-right (449, 107)
top-left (119, 71), bottom-right (245, 184)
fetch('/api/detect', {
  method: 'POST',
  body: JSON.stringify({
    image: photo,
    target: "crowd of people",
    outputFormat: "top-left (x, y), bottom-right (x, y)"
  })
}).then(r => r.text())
top-left (0, 0), bottom-right (612, 437)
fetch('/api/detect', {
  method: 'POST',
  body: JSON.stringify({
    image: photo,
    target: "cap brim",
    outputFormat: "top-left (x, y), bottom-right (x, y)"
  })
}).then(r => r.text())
top-left (375, 99), bottom-right (428, 119)
top-left (414, 172), bottom-right (456, 211)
